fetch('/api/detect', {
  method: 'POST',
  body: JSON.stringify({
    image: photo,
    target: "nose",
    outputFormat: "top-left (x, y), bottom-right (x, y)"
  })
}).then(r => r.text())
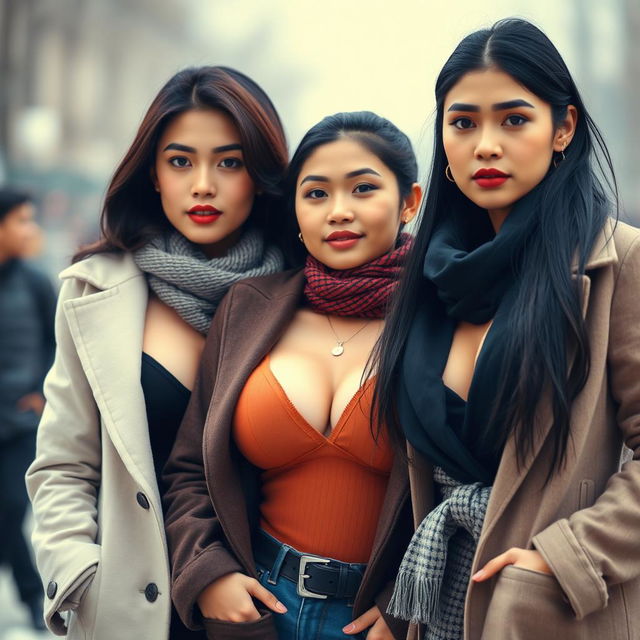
top-left (191, 166), bottom-right (216, 198)
top-left (327, 194), bottom-right (354, 224)
top-left (474, 126), bottom-right (503, 160)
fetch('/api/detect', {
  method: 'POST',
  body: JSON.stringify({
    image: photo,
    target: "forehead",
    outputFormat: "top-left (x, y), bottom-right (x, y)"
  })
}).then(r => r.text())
top-left (159, 108), bottom-right (240, 145)
top-left (299, 138), bottom-right (391, 176)
top-left (444, 68), bottom-right (545, 109)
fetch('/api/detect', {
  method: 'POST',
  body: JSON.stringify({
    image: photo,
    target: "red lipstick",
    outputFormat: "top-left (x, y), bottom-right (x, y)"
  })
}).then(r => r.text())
top-left (325, 230), bottom-right (363, 250)
top-left (472, 168), bottom-right (510, 189)
top-left (187, 204), bottom-right (222, 224)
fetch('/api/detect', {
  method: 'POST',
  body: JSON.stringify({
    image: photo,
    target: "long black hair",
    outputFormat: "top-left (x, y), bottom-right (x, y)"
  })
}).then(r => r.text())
top-left (283, 111), bottom-right (418, 266)
top-left (374, 18), bottom-right (617, 476)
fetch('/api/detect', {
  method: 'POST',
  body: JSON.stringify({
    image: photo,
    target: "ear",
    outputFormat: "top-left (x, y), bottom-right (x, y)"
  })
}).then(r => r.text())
top-left (400, 183), bottom-right (423, 224)
top-left (553, 104), bottom-right (578, 152)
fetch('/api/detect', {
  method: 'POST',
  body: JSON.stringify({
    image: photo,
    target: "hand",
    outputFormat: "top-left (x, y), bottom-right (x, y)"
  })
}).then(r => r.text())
top-left (472, 548), bottom-right (552, 582)
top-left (197, 572), bottom-right (287, 622)
top-left (17, 392), bottom-right (45, 416)
top-left (343, 605), bottom-right (394, 639)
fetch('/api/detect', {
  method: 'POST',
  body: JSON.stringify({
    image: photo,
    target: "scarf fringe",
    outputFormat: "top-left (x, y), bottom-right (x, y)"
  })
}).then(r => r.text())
top-left (387, 569), bottom-right (442, 625)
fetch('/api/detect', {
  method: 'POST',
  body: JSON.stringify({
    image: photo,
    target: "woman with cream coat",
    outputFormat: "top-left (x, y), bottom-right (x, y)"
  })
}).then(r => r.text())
top-left (26, 66), bottom-right (289, 639)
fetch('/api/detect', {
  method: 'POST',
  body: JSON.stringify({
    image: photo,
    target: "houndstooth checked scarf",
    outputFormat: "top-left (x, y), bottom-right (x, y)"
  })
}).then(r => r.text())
top-left (388, 466), bottom-right (491, 640)
top-left (303, 233), bottom-right (412, 318)
top-left (133, 228), bottom-right (284, 334)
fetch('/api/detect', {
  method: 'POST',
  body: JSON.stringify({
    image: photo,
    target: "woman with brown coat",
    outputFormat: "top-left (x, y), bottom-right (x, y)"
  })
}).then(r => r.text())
top-left (162, 111), bottom-right (422, 639)
top-left (374, 19), bottom-right (640, 640)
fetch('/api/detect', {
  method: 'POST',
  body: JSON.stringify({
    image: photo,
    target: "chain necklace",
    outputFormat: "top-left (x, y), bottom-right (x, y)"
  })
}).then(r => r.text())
top-left (326, 315), bottom-right (372, 357)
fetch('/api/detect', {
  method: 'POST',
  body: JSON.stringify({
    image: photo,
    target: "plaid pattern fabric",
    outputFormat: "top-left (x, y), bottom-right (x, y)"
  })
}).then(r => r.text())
top-left (387, 467), bottom-right (491, 640)
top-left (303, 233), bottom-right (412, 318)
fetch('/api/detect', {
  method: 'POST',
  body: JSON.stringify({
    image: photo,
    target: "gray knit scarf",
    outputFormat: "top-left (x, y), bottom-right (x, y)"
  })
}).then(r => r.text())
top-left (387, 466), bottom-right (491, 640)
top-left (133, 228), bottom-right (284, 334)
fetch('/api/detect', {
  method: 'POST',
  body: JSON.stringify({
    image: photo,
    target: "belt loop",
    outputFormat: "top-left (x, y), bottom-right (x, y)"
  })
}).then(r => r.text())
top-left (336, 564), bottom-right (349, 599)
top-left (267, 542), bottom-right (292, 585)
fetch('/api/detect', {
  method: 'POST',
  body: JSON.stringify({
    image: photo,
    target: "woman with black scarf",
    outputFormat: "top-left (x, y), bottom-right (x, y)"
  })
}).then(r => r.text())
top-left (374, 18), bottom-right (640, 640)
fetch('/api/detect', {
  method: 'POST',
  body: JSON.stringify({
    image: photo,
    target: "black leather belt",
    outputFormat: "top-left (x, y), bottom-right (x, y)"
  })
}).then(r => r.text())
top-left (254, 533), bottom-right (364, 600)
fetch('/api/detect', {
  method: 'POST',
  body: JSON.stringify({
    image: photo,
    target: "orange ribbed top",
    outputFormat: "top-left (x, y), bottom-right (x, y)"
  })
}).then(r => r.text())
top-left (233, 355), bottom-right (393, 563)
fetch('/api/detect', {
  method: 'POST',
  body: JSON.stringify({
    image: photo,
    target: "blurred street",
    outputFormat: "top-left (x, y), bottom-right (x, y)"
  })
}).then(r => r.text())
top-left (0, 568), bottom-right (53, 640)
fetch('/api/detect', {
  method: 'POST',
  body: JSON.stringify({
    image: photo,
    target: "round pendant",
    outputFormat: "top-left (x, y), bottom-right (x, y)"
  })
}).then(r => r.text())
top-left (331, 344), bottom-right (344, 357)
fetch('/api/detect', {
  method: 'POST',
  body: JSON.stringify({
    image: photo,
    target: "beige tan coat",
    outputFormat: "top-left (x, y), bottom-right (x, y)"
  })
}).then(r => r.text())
top-left (25, 253), bottom-right (173, 639)
top-left (409, 219), bottom-right (640, 640)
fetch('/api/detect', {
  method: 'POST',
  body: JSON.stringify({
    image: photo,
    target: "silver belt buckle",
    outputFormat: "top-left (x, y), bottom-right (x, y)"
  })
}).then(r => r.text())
top-left (297, 554), bottom-right (330, 599)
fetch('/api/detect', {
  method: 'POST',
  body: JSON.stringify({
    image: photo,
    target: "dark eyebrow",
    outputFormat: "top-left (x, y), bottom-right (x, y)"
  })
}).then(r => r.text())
top-left (447, 99), bottom-right (535, 113)
top-left (300, 175), bottom-right (329, 186)
top-left (447, 103), bottom-right (479, 112)
top-left (346, 168), bottom-right (381, 179)
top-left (163, 142), bottom-right (196, 153)
top-left (162, 142), bottom-right (243, 154)
top-left (492, 99), bottom-right (534, 111)
top-left (213, 143), bottom-right (242, 153)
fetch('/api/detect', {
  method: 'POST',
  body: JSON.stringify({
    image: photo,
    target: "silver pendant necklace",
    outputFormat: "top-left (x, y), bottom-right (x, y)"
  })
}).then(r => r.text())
top-left (326, 315), bottom-right (371, 357)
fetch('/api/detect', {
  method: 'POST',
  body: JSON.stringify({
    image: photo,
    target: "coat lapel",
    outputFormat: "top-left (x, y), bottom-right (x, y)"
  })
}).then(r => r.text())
top-left (62, 272), bottom-right (158, 505)
top-left (475, 221), bottom-right (617, 560)
top-left (206, 272), bottom-right (305, 572)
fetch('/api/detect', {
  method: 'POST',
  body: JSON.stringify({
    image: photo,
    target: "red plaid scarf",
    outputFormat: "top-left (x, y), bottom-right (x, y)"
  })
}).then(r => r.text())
top-left (303, 233), bottom-right (413, 318)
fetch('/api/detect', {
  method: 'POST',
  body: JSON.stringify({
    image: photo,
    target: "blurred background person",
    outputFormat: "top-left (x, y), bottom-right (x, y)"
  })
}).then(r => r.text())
top-left (0, 187), bottom-right (56, 633)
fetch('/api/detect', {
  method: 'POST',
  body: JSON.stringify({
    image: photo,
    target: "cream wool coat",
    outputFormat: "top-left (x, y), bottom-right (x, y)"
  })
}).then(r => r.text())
top-left (26, 253), bottom-right (172, 639)
top-left (407, 219), bottom-right (640, 640)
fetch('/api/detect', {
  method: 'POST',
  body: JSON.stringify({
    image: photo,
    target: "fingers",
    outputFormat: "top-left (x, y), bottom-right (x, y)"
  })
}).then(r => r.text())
top-left (472, 548), bottom-right (520, 581)
top-left (343, 605), bottom-right (380, 635)
top-left (246, 579), bottom-right (287, 614)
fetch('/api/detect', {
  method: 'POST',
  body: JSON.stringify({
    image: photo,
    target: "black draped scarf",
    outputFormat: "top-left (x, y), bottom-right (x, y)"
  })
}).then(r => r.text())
top-left (397, 192), bottom-right (539, 484)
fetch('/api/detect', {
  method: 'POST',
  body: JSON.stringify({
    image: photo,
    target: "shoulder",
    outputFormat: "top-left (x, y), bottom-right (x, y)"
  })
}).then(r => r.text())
top-left (610, 219), bottom-right (640, 263)
top-left (59, 252), bottom-right (144, 290)
top-left (224, 268), bottom-right (305, 304)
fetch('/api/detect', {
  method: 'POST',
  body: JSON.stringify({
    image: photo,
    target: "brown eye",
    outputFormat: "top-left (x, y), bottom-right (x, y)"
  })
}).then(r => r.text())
top-left (354, 183), bottom-right (377, 194)
top-left (452, 117), bottom-right (475, 130)
top-left (504, 114), bottom-right (528, 126)
top-left (219, 158), bottom-right (243, 169)
top-left (305, 188), bottom-right (327, 199)
top-left (169, 156), bottom-right (191, 168)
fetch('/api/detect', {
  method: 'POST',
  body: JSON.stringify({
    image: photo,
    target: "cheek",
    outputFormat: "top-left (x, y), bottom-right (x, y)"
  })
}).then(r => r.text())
top-left (156, 168), bottom-right (182, 201)
top-left (226, 173), bottom-right (256, 205)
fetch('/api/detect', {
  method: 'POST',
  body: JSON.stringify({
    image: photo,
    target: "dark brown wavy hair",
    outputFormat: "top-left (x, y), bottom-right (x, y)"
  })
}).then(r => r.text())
top-left (74, 66), bottom-right (288, 262)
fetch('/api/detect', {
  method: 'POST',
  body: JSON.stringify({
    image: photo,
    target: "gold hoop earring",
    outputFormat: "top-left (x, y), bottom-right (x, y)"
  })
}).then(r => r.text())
top-left (445, 165), bottom-right (456, 183)
top-left (298, 232), bottom-right (304, 244)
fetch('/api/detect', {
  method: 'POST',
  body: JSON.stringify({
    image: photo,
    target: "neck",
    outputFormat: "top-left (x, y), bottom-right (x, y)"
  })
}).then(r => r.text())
top-left (488, 207), bottom-right (510, 233)
top-left (200, 227), bottom-right (244, 259)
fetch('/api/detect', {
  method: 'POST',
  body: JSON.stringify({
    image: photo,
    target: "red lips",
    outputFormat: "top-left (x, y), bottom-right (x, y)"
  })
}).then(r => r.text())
top-left (472, 168), bottom-right (510, 189)
top-left (325, 230), bottom-right (363, 250)
top-left (187, 204), bottom-right (222, 224)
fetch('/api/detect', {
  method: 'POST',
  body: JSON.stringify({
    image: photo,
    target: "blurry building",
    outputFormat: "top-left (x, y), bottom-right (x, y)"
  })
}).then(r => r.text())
top-left (568, 0), bottom-right (640, 223)
top-left (0, 0), bottom-right (296, 275)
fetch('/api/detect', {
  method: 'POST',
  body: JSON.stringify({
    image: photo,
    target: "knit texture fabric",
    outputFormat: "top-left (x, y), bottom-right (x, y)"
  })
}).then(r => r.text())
top-left (303, 233), bottom-right (412, 319)
top-left (387, 466), bottom-right (491, 640)
top-left (133, 228), bottom-right (284, 334)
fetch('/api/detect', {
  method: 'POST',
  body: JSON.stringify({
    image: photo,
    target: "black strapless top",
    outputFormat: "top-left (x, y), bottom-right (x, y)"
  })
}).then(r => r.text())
top-left (140, 353), bottom-right (206, 640)
top-left (444, 385), bottom-right (467, 439)
top-left (141, 352), bottom-right (190, 486)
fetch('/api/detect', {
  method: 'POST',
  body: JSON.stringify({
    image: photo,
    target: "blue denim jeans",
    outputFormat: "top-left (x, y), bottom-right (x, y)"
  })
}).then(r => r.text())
top-left (256, 532), bottom-right (367, 640)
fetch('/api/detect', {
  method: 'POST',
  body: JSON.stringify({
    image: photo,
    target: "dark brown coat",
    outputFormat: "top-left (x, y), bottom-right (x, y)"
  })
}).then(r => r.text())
top-left (163, 270), bottom-right (413, 639)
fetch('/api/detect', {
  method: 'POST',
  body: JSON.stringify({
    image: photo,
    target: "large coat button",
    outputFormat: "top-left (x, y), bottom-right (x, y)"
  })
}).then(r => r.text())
top-left (47, 581), bottom-right (57, 599)
top-left (136, 492), bottom-right (150, 509)
top-left (144, 583), bottom-right (159, 602)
